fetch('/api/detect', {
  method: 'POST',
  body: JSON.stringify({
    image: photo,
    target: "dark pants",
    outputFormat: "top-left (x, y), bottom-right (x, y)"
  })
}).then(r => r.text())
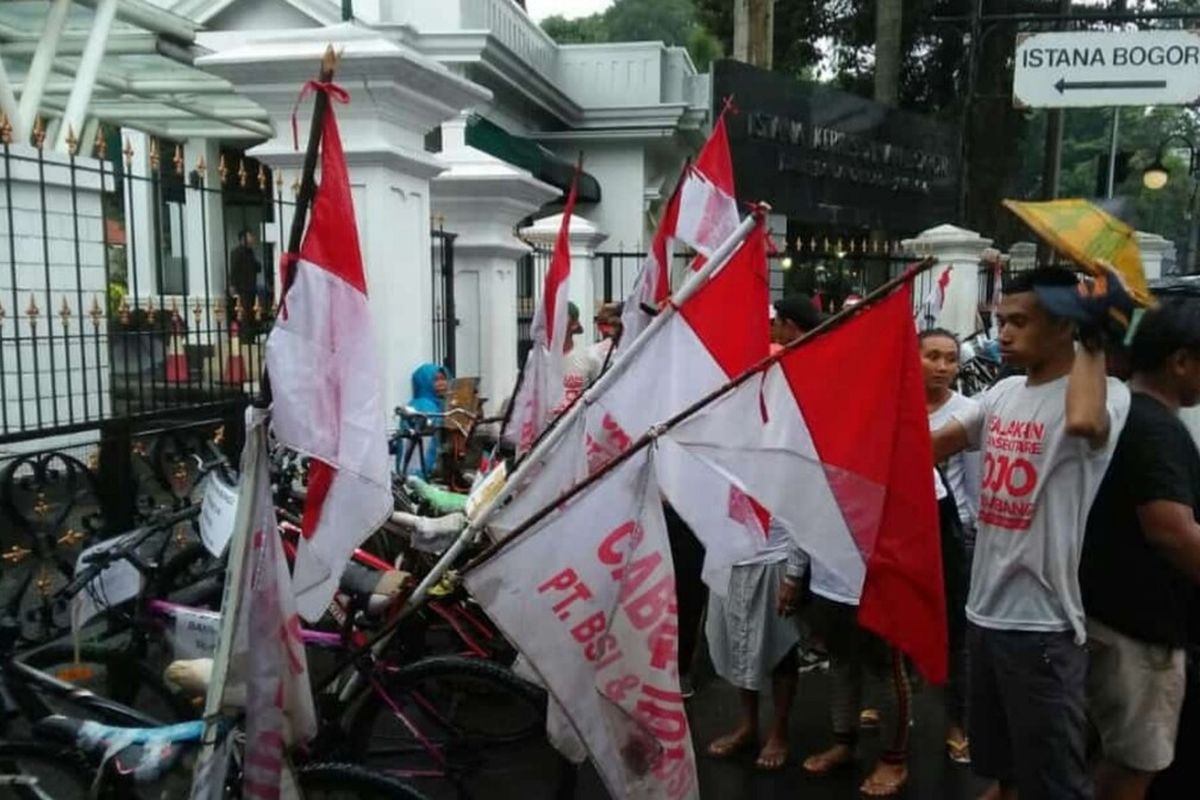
top-left (664, 503), bottom-right (706, 676)
top-left (968, 624), bottom-right (1092, 800)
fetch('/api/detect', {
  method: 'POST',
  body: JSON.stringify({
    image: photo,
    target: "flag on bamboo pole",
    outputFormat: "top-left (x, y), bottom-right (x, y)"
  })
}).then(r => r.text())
top-left (265, 89), bottom-right (392, 622)
top-left (659, 283), bottom-right (948, 682)
top-left (619, 112), bottom-right (738, 348)
top-left (189, 408), bottom-right (317, 800)
top-left (505, 172), bottom-right (580, 454)
top-left (492, 220), bottom-right (771, 588)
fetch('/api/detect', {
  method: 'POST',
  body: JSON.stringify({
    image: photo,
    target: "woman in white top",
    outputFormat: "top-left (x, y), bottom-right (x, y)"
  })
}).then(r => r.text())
top-left (920, 327), bottom-right (981, 765)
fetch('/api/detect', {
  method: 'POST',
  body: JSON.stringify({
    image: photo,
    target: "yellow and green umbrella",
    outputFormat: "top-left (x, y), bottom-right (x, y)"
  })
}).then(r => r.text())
top-left (1002, 198), bottom-right (1154, 307)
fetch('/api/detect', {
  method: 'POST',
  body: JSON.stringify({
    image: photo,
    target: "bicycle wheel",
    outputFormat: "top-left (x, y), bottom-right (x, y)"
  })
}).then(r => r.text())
top-left (295, 763), bottom-right (432, 800)
top-left (20, 641), bottom-right (196, 722)
top-left (349, 655), bottom-right (547, 771)
top-left (0, 741), bottom-right (93, 800)
top-left (152, 543), bottom-right (224, 609)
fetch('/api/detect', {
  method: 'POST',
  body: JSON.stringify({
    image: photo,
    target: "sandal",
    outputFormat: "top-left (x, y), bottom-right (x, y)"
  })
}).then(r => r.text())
top-left (946, 737), bottom-right (971, 765)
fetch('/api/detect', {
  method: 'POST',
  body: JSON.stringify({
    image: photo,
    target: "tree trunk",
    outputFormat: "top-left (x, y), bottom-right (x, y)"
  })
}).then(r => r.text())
top-left (874, 0), bottom-right (903, 107)
top-left (734, 0), bottom-right (774, 68)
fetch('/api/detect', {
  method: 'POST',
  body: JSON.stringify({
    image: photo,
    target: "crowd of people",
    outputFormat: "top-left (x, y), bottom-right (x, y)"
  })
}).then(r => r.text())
top-left (401, 267), bottom-right (1199, 800)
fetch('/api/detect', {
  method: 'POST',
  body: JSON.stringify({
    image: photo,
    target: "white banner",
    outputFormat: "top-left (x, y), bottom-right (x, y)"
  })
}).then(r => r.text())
top-left (466, 450), bottom-right (698, 800)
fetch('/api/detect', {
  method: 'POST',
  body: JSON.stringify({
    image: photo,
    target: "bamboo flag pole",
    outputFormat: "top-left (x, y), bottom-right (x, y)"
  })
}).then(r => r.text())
top-left (256, 45), bottom-right (340, 409)
top-left (464, 256), bottom-right (938, 572)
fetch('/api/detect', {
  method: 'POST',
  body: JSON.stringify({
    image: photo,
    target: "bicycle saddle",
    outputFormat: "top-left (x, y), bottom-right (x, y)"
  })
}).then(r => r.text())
top-left (339, 561), bottom-right (412, 616)
top-left (33, 715), bottom-right (204, 783)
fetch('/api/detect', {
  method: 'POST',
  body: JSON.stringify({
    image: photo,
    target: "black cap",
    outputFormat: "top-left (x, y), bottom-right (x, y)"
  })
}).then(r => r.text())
top-left (773, 294), bottom-right (822, 333)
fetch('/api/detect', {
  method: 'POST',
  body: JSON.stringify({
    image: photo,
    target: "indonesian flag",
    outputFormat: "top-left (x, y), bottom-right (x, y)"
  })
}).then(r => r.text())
top-left (189, 408), bottom-right (316, 800)
top-left (266, 98), bottom-right (392, 622)
top-left (659, 284), bottom-right (948, 682)
top-left (493, 222), bottom-right (770, 588)
top-left (506, 175), bottom-right (580, 453)
top-left (919, 265), bottom-right (953, 329)
top-left (620, 114), bottom-right (737, 349)
top-left (466, 450), bottom-right (699, 800)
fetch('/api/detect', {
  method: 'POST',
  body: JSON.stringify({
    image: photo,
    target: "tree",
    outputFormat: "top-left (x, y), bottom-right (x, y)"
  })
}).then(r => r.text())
top-left (874, 0), bottom-right (904, 106)
top-left (540, 0), bottom-right (724, 70)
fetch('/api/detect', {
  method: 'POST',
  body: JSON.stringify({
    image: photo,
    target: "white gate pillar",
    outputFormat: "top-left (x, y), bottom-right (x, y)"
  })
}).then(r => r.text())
top-left (904, 223), bottom-right (993, 340)
top-left (520, 212), bottom-right (608, 346)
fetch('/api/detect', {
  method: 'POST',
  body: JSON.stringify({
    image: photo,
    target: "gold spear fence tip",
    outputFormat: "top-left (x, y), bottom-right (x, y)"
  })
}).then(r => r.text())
top-left (89, 295), bottom-right (104, 327)
top-left (145, 296), bottom-right (157, 323)
top-left (26, 295), bottom-right (39, 319)
top-left (195, 153), bottom-right (207, 178)
top-left (173, 144), bottom-right (184, 177)
top-left (291, 175), bottom-right (301, 195)
top-left (31, 117), bottom-right (45, 150)
top-left (93, 124), bottom-right (107, 159)
top-left (59, 296), bottom-right (71, 327)
top-left (149, 138), bottom-right (161, 171)
top-left (65, 126), bottom-right (79, 157)
top-left (275, 170), bottom-right (284, 190)
top-left (258, 164), bottom-right (268, 191)
top-left (123, 138), bottom-right (134, 168)
top-left (218, 154), bottom-right (228, 185)
top-left (192, 298), bottom-right (203, 324)
top-left (233, 295), bottom-right (244, 322)
top-left (0, 300), bottom-right (5, 326)
top-left (237, 159), bottom-right (248, 188)
top-left (252, 295), bottom-right (263, 321)
top-left (0, 114), bottom-right (10, 145)
top-left (117, 296), bottom-right (130, 324)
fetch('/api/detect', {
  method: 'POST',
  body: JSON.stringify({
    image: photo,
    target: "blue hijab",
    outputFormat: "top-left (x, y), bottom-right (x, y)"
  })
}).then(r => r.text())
top-left (401, 363), bottom-right (450, 477)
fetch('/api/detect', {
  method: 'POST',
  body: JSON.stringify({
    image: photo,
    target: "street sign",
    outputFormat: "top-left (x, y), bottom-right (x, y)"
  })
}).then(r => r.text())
top-left (1013, 29), bottom-right (1200, 109)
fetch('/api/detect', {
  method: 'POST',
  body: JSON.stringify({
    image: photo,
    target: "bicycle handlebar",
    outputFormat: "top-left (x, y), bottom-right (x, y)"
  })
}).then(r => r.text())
top-left (58, 504), bottom-right (202, 600)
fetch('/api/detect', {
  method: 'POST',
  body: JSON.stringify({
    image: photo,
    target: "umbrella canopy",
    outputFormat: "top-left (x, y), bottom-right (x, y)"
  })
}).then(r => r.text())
top-left (1003, 198), bottom-right (1153, 306)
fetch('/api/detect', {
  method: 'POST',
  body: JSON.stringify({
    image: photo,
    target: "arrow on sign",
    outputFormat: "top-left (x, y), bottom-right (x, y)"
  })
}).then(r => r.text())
top-left (1054, 78), bottom-right (1168, 93)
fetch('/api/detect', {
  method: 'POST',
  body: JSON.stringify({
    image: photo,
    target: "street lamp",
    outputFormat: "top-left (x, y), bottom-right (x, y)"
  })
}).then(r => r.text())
top-left (1142, 134), bottom-right (1200, 274)
top-left (1142, 134), bottom-right (1199, 190)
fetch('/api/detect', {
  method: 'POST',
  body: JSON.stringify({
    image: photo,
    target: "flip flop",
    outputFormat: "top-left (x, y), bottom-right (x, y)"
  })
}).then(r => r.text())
top-left (802, 748), bottom-right (854, 776)
top-left (946, 738), bottom-right (971, 765)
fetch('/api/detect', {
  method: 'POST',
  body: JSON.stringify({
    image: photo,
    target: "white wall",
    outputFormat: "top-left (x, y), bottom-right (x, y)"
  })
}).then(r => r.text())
top-left (567, 143), bottom-right (646, 252)
top-left (0, 144), bottom-right (110, 438)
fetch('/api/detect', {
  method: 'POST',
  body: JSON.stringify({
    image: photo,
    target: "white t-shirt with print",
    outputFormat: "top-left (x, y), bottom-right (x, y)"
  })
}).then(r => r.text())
top-left (930, 392), bottom-right (983, 526)
top-left (559, 347), bottom-right (601, 410)
top-left (952, 374), bottom-right (1130, 643)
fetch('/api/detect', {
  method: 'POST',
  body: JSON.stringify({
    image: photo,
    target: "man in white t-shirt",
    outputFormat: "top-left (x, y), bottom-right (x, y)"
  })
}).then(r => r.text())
top-left (933, 267), bottom-right (1132, 800)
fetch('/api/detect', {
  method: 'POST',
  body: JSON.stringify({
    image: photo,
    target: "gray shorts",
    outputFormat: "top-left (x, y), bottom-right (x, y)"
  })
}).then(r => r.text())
top-left (968, 624), bottom-right (1091, 799)
top-left (1086, 618), bottom-right (1187, 773)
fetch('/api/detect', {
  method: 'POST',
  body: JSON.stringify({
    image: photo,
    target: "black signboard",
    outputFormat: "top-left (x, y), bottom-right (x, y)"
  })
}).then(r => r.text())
top-left (712, 60), bottom-right (960, 233)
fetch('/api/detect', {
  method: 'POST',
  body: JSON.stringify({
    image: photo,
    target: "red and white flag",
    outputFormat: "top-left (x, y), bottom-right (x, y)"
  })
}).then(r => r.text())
top-left (190, 409), bottom-right (317, 800)
top-left (620, 113), bottom-right (738, 348)
top-left (506, 175), bottom-right (579, 453)
top-left (660, 284), bottom-right (948, 682)
top-left (466, 450), bottom-right (698, 800)
top-left (493, 221), bottom-right (771, 588)
top-left (266, 95), bottom-right (392, 622)
top-left (919, 264), bottom-right (952, 329)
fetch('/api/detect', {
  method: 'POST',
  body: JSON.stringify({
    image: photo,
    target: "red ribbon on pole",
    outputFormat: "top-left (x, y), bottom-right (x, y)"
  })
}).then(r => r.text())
top-left (291, 80), bottom-right (350, 151)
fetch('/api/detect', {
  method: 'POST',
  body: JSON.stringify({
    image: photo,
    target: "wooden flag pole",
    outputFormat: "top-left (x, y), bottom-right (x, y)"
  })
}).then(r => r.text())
top-left (256, 45), bottom-right (340, 408)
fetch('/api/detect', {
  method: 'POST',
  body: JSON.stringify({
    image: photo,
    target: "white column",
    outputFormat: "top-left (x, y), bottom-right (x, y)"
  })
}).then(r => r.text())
top-left (903, 223), bottom-right (992, 340)
top-left (198, 24), bottom-right (491, 416)
top-left (1135, 231), bottom-right (1171, 282)
top-left (520, 213), bottom-right (608, 346)
top-left (0, 56), bottom-right (21, 133)
top-left (52, 0), bottom-right (117, 154)
top-left (432, 114), bottom-right (558, 409)
top-left (15, 0), bottom-right (71, 144)
top-left (121, 129), bottom-right (157, 302)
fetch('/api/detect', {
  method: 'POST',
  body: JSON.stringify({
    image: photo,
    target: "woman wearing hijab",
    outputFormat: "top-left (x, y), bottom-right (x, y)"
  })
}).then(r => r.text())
top-left (399, 362), bottom-right (450, 478)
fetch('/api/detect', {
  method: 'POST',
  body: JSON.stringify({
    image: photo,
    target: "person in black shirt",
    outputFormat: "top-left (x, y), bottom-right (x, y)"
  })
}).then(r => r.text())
top-left (1081, 297), bottom-right (1200, 800)
top-left (228, 228), bottom-right (261, 334)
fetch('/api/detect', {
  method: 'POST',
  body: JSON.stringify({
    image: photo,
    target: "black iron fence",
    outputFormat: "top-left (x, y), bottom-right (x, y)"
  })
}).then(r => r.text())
top-left (516, 245), bottom-right (553, 365)
top-left (0, 127), bottom-right (295, 449)
top-left (431, 227), bottom-right (458, 374)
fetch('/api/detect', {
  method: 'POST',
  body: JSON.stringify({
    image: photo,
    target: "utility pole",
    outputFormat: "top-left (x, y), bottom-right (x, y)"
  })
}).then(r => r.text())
top-left (734, 0), bottom-right (774, 69)
top-left (1041, 0), bottom-right (1072, 199)
top-left (875, 0), bottom-right (903, 107)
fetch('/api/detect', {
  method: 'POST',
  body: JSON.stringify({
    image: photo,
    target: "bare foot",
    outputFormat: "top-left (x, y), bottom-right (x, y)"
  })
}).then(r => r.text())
top-left (945, 725), bottom-right (971, 764)
top-left (706, 725), bottom-right (755, 758)
top-left (861, 761), bottom-right (908, 797)
top-left (802, 743), bottom-right (854, 775)
top-left (755, 733), bottom-right (788, 770)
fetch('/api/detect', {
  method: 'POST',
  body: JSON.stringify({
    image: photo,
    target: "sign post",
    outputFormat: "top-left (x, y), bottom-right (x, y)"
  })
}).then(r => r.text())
top-left (1013, 29), bottom-right (1200, 109)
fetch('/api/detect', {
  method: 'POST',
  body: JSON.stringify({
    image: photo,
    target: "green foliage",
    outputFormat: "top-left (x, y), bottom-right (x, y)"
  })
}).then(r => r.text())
top-left (540, 0), bottom-right (724, 70)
